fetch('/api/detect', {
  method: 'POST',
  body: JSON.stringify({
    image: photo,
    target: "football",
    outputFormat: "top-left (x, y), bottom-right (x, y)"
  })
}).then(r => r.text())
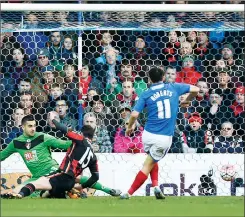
top-left (220, 165), bottom-right (237, 181)
top-left (67, 189), bottom-right (81, 199)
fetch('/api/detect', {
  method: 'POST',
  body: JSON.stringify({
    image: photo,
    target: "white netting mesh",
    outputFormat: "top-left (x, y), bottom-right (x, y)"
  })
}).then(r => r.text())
top-left (1, 6), bottom-right (244, 196)
top-left (1, 10), bottom-right (245, 32)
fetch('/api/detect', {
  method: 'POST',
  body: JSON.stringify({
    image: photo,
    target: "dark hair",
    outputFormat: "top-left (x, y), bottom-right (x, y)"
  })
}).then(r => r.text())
top-left (20, 91), bottom-right (33, 98)
top-left (168, 31), bottom-right (182, 38)
top-left (197, 78), bottom-right (208, 83)
top-left (122, 78), bottom-right (133, 85)
top-left (65, 59), bottom-right (77, 66)
top-left (11, 47), bottom-right (29, 62)
top-left (89, 94), bottom-right (105, 107)
top-left (64, 64), bottom-right (76, 71)
top-left (154, 60), bottom-right (163, 67)
top-left (209, 88), bottom-right (223, 96)
top-left (81, 125), bottom-right (95, 140)
top-left (19, 92), bottom-right (33, 109)
top-left (51, 31), bottom-right (61, 35)
top-left (197, 77), bottom-right (210, 89)
top-left (88, 87), bottom-right (98, 93)
top-left (55, 95), bottom-right (68, 104)
top-left (166, 66), bottom-right (176, 70)
top-left (11, 47), bottom-right (25, 55)
top-left (100, 31), bottom-right (113, 39)
top-left (51, 83), bottom-right (63, 89)
top-left (21, 114), bottom-right (35, 126)
top-left (121, 59), bottom-right (135, 66)
top-left (148, 67), bottom-right (164, 83)
top-left (82, 59), bottom-right (90, 68)
top-left (20, 78), bottom-right (31, 83)
top-left (137, 35), bottom-right (145, 40)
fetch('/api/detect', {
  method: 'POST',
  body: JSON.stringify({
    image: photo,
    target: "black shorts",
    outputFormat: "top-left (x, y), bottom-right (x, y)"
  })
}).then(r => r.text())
top-left (47, 172), bottom-right (75, 195)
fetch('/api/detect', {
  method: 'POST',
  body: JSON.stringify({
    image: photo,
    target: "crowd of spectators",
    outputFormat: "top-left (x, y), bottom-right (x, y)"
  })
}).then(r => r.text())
top-left (1, 3), bottom-right (244, 154)
top-left (1, 0), bottom-right (244, 32)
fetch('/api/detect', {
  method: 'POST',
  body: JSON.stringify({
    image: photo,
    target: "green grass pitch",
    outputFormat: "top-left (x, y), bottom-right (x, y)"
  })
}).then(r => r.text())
top-left (1, 197), bottom-right (244, 216)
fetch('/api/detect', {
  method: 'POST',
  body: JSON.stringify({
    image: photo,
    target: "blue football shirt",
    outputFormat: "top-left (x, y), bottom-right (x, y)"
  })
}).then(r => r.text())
top-left (133, 82), bottom-right (190, 136)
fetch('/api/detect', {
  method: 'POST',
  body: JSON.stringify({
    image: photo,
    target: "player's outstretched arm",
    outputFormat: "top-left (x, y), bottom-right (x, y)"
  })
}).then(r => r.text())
top-left (45, 117), bottom-right (72, 149)
top-left (48, 111), bottom-right (84, 141)
top-left (180, 85), bottom-right (200, 107)
top-left (44, 133), bottom-right (72, 150)
top-left (52, 119), bottom-right (84, 141)
top-left (186, 85), bottom-right (200, 101)
top-left (0, 141), bottom-right (16, 161)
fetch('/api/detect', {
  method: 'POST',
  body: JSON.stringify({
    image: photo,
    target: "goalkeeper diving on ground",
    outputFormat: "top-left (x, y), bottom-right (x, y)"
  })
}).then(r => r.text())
top-left (0, 114), bottom-right (121, 199)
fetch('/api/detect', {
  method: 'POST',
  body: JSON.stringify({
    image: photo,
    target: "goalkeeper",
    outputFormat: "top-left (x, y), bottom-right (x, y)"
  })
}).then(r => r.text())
top-left (0, 114), bottom-right (120, 197)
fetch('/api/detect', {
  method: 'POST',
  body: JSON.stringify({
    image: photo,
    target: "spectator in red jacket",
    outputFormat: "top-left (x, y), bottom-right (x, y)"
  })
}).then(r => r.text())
top-left (79, 60), bottom-right (103, 106)
top-left (176, 55), bottom-right (202, 85)
top-left (230, 86), bottom-right (244, 117)
top-left (114, 115), bottom-right (144, 153)
top-left (181, 112), bottom-right (213, 153)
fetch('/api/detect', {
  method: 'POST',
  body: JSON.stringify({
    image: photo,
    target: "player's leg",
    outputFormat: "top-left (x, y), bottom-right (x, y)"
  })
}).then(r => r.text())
top-left (12, 177), bottom-right (41, 198)
top-left (3, 176), bottom-right (52, 199)
top-left (121, 132), bottom-right (171, 199)
top-left (39, 166), bottom-right (62, 198)
top-left (120, 155), bottom-right (156, 199)
top-left (150, 162), bottom-right (159, 188)
top-left (20, 172), bottom-right (75, 199)
top-left (16, 166), bottom-right (59, 198)
top-left (12, 184), bottom-right (24, 194)
top-left (76, 175), bottom-right (121, 196)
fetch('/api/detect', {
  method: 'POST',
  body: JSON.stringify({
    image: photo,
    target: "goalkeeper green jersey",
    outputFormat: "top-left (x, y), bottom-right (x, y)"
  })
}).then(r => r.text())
top-left (0, 132), bottom-right (72, 178)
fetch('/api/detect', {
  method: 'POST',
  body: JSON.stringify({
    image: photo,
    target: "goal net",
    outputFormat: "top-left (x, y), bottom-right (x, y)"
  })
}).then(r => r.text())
top-left (1, 3), bottom-right (244, 197)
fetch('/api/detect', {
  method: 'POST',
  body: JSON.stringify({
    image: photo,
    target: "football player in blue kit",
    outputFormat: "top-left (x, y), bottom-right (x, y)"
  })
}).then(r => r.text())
top-left (120, 67), bottom-right (200, 199)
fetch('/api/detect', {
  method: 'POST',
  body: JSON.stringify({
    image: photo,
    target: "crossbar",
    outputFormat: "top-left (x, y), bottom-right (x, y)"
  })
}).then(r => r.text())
top-left (2, 3), bottom-right (244, 12)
